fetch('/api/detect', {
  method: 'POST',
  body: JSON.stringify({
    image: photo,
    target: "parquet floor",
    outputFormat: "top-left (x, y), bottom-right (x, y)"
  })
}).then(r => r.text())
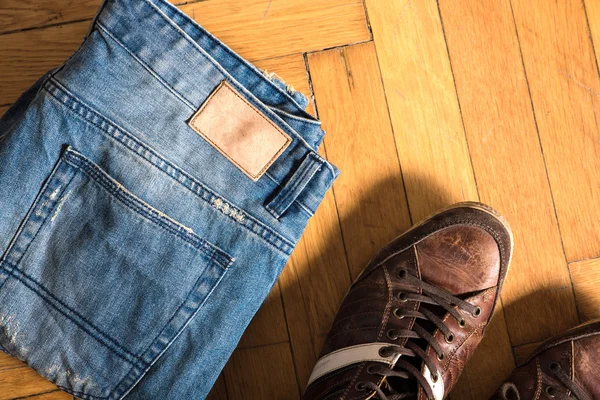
top-left (1, 0), bottom-right (600, 399)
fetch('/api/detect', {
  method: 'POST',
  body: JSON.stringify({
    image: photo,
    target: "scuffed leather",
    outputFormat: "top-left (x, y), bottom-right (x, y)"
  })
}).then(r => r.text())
top-left (303, 204), bottom-right (513, 400)
top-left (416, 226), bottom-right (500, 295)
top-left (490, 321), bottom-right (600, 400)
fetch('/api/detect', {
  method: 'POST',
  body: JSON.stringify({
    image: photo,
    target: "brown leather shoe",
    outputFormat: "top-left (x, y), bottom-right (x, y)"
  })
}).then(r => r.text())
top-left (490, 321), bottom-right (600, 400)
top-left (302, 202), bottom-right (513, 400)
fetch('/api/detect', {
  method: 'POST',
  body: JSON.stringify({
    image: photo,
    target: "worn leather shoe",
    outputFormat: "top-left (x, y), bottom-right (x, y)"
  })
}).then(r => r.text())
top-left (490, 320), bottom-right (600, 400)
top-left (302, 202), bottom-right (513, 400)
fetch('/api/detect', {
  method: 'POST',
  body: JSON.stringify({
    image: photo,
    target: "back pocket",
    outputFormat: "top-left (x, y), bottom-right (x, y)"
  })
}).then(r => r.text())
top-left (0, 146), bottom-right (233, 398)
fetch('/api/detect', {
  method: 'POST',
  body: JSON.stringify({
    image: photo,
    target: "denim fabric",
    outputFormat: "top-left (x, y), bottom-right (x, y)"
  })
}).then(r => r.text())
top-left (0, 0), bottom-right (339, 398)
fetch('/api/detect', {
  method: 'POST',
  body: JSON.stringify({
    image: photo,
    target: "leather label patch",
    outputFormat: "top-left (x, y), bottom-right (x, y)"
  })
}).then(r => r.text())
top-left (189, 81), bottom-right (292, 181)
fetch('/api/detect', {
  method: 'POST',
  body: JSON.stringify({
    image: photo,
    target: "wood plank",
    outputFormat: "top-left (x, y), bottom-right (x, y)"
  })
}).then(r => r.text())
top-left (0, 106), bottom-right (8, 118)
top-left (570, 258), bottom-right (600, 321)
top-left (0, 0), bottom-right (370, 52)
top-left (0, 0), bottom-right (97, 33)
top-left (279, 198), bottom-right (352, 392)
top-left (513, 341), bottom-right (542, 366)
top-left (0, 0), bottom-right (369, 105)
top-left (181, 0), bottom-right (370, 62)
top-left (585, 0), bottom-right (600, 66)
top-left (0, 0), bottom-right (187, 34)
top-left (308, 42), bottom-right (412, 279)
top-left (364, 0), bottom-right (478, 223)
top-left (0, 366), bottom-right (61, 400)
top-left (512, 0), bottom-right (600, 262)
top-left (0, 21), bottom-right (89, 106)
top-left (0, 352), bottom-right (24, 371)
top-left (364, 1), bottom-right (513, 398)
top-left (236, 283), bottom-right (288, 349)
top-left (16, 390), bottom-right (73, 399)
top-left (206, 374), bottom-right (229, 400)
top-left (255, 54), bottom-right (315, 116)
top-left (223, 342), bottom-right (299, 400)
top-left (438, 0), bottom-right (578, 347)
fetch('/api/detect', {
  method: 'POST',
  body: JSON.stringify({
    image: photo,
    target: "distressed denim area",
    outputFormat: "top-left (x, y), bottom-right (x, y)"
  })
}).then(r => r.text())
top-left (0, 0), bottom-right (339, 398)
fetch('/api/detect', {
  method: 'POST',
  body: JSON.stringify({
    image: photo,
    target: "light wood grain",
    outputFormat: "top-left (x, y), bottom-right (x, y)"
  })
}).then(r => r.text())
top-left (17, 391), bottom-right (72, 400)
top-left (255, 54), bottom-right (315, 116)
top-left (206, 374), bottom-right (229, 400)
top-left (223, 342), bottom-right (299, 399)
top-left (279, 189), bottom-right (352, 391)
top-left (364, 0), bottom-right (478, 223)
top-left (0, 353), bottom-right (24, 372)
top-left (0, 0), bottom-right (371, 50)
top-left (0, 0), bottom-right (369, 106)
top-left (0, 0), bottom-right (98, 34)
top-left (570, 258), bottom-right (600, 322)
top-left (585, 0), bottom-right (600, 65)
top-left (0, 22), bottom-right (88, 106)
top-left (438, 0), bottom-right (578, 347)
top-left (0, 367), bottom-right (63, 400)
top-left (513, 341), bottom-right (543, 366)
top-left (181, 0), bottom-right (370, 62)
top-left (512, 0), bottom-right (600, 262)
top-left (363, 1), bottom-right (514, 397)
top-left (308, 42), bottom-right (412, 279)
top-left (0, 0), bottom-right (175, 34)
top-left (236, 283), bottom-right (288, 349)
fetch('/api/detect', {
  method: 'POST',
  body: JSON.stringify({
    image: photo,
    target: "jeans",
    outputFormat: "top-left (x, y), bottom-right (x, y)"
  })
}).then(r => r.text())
top-left (0, 0), bottom-right (339, 398)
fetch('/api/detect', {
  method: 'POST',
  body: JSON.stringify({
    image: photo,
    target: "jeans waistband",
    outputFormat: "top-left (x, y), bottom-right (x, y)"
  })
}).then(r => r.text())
top-left (94, 0), bottom-right (326, 151)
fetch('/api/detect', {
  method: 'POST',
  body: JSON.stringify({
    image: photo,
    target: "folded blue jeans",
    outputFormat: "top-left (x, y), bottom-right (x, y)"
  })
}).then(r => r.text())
top-left (0, 0), bottom-right (338, 398)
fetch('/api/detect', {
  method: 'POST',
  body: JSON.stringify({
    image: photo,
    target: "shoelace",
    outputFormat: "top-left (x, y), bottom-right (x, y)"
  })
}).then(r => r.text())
top-left (360, 268), bottom-right (481, 400)
top-left (500, 362), bottom-right (592, 400)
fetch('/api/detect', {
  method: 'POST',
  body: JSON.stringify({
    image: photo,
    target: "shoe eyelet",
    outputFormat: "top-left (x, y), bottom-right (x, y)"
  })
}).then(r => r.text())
top-left (379, 347), bottom-right (394, 357)
top-left (459, 319), bottom-right (466, 328)
top-left (444, 333), bottom-right (454, 344)
top-left (393, 308), bottom-right (404, 319)
top-left (437, 352), bottom-right (445, 361)
top-left (355, 382), bottom-right (366, 392)
top-left (432, 374), bottom-right (439, 383)
top-left (544, 385), bottom-right (557, 397)
top-left (396, 269), bottom-right (408, 279)
top-left (387, 329), bottom-right (399, 340)
top-left (366, 365), bottom-right (377, 374)
top-left (549, 362), bottom-right (561, 372)
top-left (472, 306), bottom-right (482, 317)
top-left (397, 292), bottom-right (408, 302)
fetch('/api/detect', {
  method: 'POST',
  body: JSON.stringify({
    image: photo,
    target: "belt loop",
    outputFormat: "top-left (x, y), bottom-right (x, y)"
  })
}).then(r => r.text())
top-left (265, 152), bottom-right (324, 219)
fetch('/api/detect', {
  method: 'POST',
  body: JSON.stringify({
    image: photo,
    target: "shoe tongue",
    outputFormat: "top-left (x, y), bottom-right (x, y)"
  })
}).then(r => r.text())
top-left (383, 378), bottom-right (419, 400)
top-left (419, 267), bottom-right (468, 296)
top-left (385, 301), bottom-right (448, 398)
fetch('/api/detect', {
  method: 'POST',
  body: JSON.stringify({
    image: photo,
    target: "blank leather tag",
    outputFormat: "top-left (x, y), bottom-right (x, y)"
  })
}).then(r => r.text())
top-left (189, 81), bottom-right (292, 181)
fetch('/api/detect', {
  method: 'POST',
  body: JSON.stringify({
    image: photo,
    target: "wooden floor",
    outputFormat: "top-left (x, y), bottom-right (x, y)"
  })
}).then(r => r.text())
top-left (2, 0), bottom-right (600, 399)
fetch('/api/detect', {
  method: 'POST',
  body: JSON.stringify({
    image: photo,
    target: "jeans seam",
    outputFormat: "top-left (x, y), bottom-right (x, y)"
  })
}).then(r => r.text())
top-left (95, 22), bottom-right (196, 111)
top-left (56, 384), bottom-right (107, 400)
top-left (142, 0), bottom-right (309, 115)
top-left (0, 163), bottom-right (78, 295)
top-left (1, 262), bottom-right (144, 368)
top-left (109, 258), bottom-right (231, 400)
top-left (264, 172), bottom-right (315, 217)
top-left (267, 155), bottom-right (322, 218)
top-left (44, 78), bottom-right (295, 255)
top-left (63, 151), bottom-right (234, 269)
